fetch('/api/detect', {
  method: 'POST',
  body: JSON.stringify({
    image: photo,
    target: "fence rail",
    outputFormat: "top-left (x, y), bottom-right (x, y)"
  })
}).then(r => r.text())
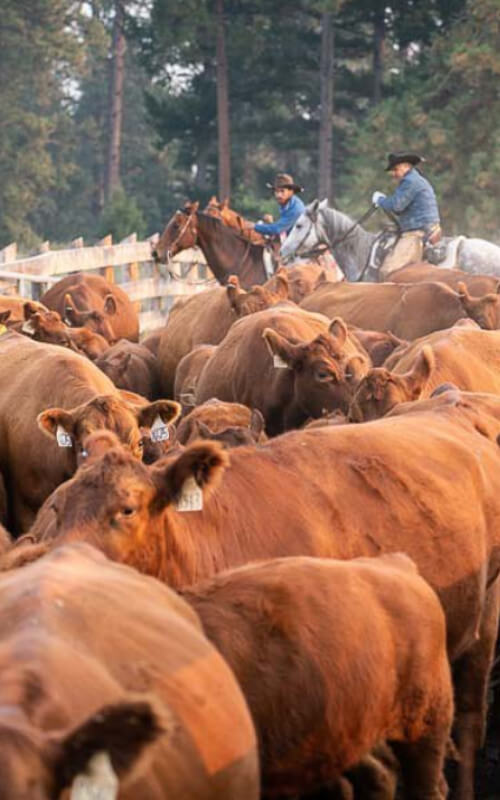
top-left (0, 234), bottom-right (214, 335)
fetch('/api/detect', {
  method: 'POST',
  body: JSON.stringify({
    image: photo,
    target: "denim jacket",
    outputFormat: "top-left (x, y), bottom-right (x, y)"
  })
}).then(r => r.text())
top-left (254, 194), bottom-right (305, 236)
top-left (378, 168), bottom-right (440, 232)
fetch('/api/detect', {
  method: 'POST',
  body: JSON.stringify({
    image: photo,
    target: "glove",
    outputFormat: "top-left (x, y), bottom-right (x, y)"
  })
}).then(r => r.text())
top-left (372, 191), bottom-right (386, 206)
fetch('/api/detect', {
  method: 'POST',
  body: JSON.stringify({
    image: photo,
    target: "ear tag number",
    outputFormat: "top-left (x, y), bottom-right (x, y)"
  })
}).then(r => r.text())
top-left (150, 415), bottom-right (169, 442)
top-left (273, 353), bottom-right (289, 369)
top-left (56, 425), bottom-right (72, 448)
top-left (22, 319), bottom-right (36, 335)
top-left (180, 392), bottom-right (196, 407)
top-left (175, 476), bottom-right (203, 512)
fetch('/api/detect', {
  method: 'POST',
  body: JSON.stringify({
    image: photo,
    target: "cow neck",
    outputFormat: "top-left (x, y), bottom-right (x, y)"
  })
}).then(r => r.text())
top-left (195, 214), bottom-right (267, 289)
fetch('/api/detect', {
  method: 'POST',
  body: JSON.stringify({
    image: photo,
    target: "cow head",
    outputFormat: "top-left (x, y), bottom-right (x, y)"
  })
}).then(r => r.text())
top-left (0, 699), bottom-right (167, 799)
top-left (456, 282), bottom-right (500, 330)
top-left (187, 409), bottom-right (265, 448)
top-left (152, 202), bottom-right (199, 263)
top-left (263, 318), bottom-right (369, 419)
top-left (21, 306), bottom-right (76, 348)
top-left (348, 346), bottom-right (435, 422)
top-left (41, 441), bottom-right (229, 577)
top-left (226, 273), bottom-right (289, 317)
top-left (37, 396), bottom-right (181, 468)
top-left (64, 293), bottom-right (117, 343)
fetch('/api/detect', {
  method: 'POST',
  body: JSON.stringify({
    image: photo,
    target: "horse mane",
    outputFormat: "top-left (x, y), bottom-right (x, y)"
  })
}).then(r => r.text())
top-left (197, 212), bottom-right (266, 256)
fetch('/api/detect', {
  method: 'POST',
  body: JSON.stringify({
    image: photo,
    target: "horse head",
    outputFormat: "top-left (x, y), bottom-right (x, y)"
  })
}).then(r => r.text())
top-left (152, 201), bottom-right (199, 263)
top-left (280, 199), bottom-right (329, 263)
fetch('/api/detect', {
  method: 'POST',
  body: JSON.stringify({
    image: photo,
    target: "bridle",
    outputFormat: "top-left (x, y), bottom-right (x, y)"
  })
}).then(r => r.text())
top-left (164, 207), bottom-right (198, 264)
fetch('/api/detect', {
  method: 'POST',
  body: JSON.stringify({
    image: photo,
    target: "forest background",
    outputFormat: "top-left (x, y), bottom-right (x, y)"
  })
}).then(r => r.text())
top-left (1, 0), bottom-right (498, 251)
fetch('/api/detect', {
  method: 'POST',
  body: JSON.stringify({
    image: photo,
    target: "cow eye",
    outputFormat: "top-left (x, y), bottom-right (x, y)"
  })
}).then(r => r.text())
top-left (121, 506), bottom-right (136, 517)
top-left (316, 368), bottom-right (334, 382)
top-left (80, 449), bottom-right (88, 459)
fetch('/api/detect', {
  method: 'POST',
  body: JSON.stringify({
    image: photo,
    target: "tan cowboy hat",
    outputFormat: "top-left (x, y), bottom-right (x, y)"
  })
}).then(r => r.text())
top-left (266, 173), bottom-right (304, 193)
top-left (384, 152), bottom-right (425, 171)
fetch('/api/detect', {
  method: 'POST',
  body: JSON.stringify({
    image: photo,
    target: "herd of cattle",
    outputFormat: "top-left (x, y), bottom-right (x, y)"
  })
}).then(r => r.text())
top-left (1, 250), bottom-right (500, 799)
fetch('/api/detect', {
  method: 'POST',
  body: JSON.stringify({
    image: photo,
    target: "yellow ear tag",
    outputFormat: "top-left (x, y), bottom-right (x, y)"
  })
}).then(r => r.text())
top-left (0, 325), bottom-right (6, 336)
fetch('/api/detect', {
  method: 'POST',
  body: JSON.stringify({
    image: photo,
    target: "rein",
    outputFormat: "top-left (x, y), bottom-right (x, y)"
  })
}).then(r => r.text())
top-left (165, 208), bottom-right (198, 264)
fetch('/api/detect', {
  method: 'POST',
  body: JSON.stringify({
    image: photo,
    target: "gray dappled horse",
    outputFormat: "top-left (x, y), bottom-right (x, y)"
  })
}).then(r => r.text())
top-left (281, 199), bottom-right (500, 281)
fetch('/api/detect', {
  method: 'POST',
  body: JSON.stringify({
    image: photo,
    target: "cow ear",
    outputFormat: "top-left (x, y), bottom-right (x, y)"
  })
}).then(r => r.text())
top-left (37, 408), bottom-right (75, 440)
top-left (250, 408), bottom-right (265, 437)
top-left (328, 317), bottom-right (348, 347)
top-left (262, 327), bottom-right (302, 368)
top-left (52, 698), bottom-right (169, 795)
top-left (137, 399), bottom-right (181, 429)
top-left (24, 301), bottom-right (41, 321)
top-left (151, 440), bottom-right (229, 510)
top-left (345, 355), bottom-right (367, 383)
top-left (104, 294), bottom-right (117, 316)
top-left (226, 275), bottom-right (244, 315)
top-left (274, 271), bottom-right (289, 300)
top-left (64, 293), bottom-right (81, 326)
top-left (403, 345), bottom-right (435, 399)
top-left (0, 310), bottom-right (10, 325)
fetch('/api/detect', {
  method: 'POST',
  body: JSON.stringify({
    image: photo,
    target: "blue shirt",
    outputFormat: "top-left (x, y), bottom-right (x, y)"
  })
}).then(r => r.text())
top-left (254, 194), bottom-right (306, 236)
top-left (378, 168), bottom-right (440, 232)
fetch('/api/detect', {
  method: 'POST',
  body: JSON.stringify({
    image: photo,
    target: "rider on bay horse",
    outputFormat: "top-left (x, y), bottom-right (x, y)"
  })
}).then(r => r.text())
top-left (250, 173), bottom-right (305, 242)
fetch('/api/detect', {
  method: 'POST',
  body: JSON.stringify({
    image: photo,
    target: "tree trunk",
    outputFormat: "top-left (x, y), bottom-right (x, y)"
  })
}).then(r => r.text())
top-left (215, 0), bottom-right (231, 200)
top-left (318, 11), bottom-right (334, 202)
top-left (105, 0), bottom-right (126, 200)
top-left (372, 3), bottom-right (385, 105)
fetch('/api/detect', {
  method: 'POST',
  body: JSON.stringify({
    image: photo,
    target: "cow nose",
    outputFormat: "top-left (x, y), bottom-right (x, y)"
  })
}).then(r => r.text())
top-left (151, 249), bottom-right (158, 261)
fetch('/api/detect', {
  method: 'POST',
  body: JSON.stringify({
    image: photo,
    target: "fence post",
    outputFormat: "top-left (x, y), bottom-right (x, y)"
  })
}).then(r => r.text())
top-left (98, 235), bottom-right (114, 283)
top-left (0, 243), bottom-right (18, 295)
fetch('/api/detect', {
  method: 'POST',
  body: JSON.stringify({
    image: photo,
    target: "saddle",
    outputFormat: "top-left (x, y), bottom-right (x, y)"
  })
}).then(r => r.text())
top-left (368, 228), bottom-right (400, 272)
top-left (424, 236), bottom-right (466, 267)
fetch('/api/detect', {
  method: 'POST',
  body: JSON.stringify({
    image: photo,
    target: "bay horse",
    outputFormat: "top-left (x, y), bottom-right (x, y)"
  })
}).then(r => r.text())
top-left (152, 202), bottom-right (271, 288)
top-left (204, 196), bottom-right (267, 246)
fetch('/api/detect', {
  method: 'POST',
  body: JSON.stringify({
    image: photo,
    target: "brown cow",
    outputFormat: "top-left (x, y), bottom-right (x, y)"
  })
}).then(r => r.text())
top-left (195, 306), bottom-right (369, 434)
top-left (265, 263), bottom-right (336, 303)
top-left (0, 331), bottom-right (180, 534)
top-left (182, 553), bottom-right (453, 799)
top-left (22, 307), bottom-right (109, 360)
top-left (0, 296), bottom-right (48, 325)
top-left (0, 543), bottom-right (258, 799)
top-left (41, 272), bottom-right (139, 342)
top-left (348, 327), bottom-right (408, 367)
top-left (176, 399), bottom-right (266, 446)
top-left (349, 326), bottom-right (500, 422)
top-left (226, 272), bottom-right (289, 317)
top-left (95, 340), bottom-right (160, 399)
top-left (389, 263), bottom-right (500, 296)
top-left (28, 388), bottom-right (500, 797)
top-left (300, 279), bottom-right (500, 339)
top-left (174, 344), bottom-right (217, 411)
top-left (158, 280), bottom-right (294, 398)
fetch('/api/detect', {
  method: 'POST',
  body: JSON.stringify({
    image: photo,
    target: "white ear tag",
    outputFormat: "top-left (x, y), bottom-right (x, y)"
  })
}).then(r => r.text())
top-left (70, 751), bottom-right (119, 800)
top-left (22, 319), bottom-right (36, 335)
top-left (150, 414), bottom-right (169, 442)
top-left (56, 425), bottom-right (72, 448)
top-left (273, 353), bottom-right (289, 369)
top-left (175, 476), bottom-right (203, 512)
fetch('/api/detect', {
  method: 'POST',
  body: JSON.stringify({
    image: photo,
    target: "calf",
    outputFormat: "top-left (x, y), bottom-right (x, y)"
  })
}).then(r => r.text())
top-left (22, 306), bottom-right (109, 360)
top-left (0, 543), bottom-right (258, 799)
top-left (176, 399), bottom-right (266, 446)
top-left (182, 554), bottom-right (453, 799)
top-left (96, 340), bottom-right (160, 399)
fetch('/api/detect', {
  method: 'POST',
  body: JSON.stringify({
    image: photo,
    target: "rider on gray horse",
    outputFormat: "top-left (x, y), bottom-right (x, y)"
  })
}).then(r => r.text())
top-left (372, 152), bottom-right (441, 279)
top-left (251, 173), bottom-right (305, 240)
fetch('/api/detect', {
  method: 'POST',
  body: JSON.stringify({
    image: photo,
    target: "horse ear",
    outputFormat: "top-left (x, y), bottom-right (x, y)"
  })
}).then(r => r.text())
top-left (192, 201), bottom-right (199, 212)
top-left (308, 199), bottom-right (320, 221)
top-left (318, 198), bottom-right (328, 210)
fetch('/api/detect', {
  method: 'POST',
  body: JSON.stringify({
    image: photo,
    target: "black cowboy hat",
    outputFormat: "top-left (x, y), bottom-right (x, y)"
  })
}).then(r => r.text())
top-left (266, 173), bottom-right (304, 193)
top-left (384, 152), bottom-right (425, 171)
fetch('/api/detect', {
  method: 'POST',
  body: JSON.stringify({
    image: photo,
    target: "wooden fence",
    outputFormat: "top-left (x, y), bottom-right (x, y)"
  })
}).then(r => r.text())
top-left (0, 234), bottom-right (214, 335)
